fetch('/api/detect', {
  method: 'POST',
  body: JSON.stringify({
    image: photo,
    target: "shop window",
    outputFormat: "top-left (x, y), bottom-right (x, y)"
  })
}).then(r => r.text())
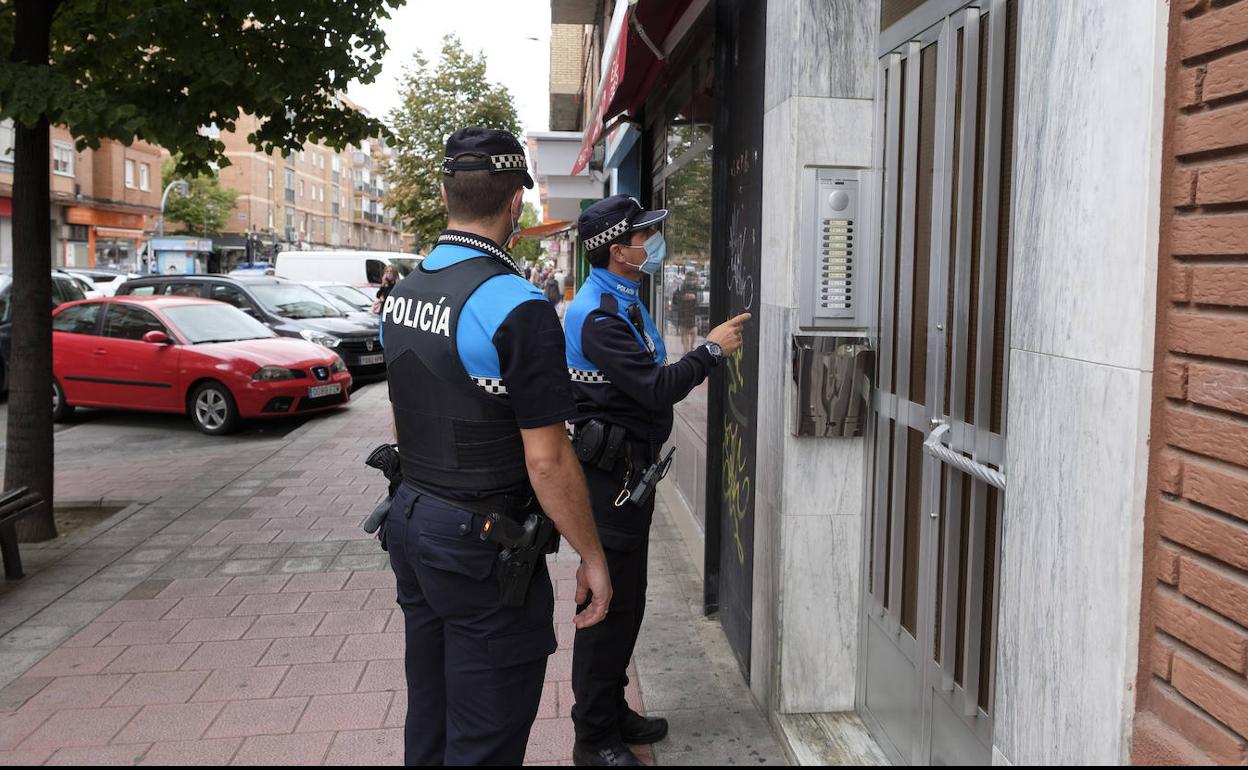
top-left (125, 159), bottom-right (136, 188)
top-left (52, 141), bottom-right (74, 176)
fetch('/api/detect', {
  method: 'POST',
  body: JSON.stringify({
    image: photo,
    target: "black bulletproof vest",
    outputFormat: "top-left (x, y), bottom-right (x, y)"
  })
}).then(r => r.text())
top-left (382, 255), bottom-right (527, 494)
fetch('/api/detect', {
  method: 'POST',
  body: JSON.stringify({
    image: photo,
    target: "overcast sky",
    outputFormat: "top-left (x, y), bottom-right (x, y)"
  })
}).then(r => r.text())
top-left (347, 1), bottom-right (554, 209)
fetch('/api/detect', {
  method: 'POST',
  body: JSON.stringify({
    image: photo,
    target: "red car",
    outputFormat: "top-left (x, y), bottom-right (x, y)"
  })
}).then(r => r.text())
top-left (51, 296), bottom-right (353, 434)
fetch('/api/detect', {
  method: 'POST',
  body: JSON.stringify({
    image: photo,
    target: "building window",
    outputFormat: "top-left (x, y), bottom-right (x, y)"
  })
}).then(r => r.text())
top-left (298, 150), bottom-right (305, 162)
top-left (268, 208), bottom-right (274, 229)
top-left (331, 155), bottom-right (340, 172)
top-left (139, 163), bottom-right (150, 191)
top-left (267, 169), bottom-right (273, 189)
top-left (0, 120), bottom-right (14, 167)
top-left (124, 159), bottom-right (136, 188)
top-left (52, 141), bottom-right (74, 176)
top-left (298, 179), bottom-right (304, 198)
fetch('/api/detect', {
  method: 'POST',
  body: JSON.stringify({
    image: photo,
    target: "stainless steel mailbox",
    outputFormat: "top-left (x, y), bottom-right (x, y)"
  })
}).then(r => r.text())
top-left (791, 335), bottom-right (874, 437)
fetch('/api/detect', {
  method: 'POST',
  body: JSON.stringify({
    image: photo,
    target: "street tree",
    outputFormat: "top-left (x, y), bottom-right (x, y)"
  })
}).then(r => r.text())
top-left (160, 156), bottom-right (238, 236)
top-left (0, 0), bottom-right (403, 540)
top-left (511, 202), bottom-right (546, 264)
top-left (386, 35), bottom-right (521, 251)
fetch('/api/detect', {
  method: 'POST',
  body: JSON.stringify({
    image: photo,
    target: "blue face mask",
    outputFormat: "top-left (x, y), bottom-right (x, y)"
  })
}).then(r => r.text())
top-left (623, 232), bottom-right (667, 275)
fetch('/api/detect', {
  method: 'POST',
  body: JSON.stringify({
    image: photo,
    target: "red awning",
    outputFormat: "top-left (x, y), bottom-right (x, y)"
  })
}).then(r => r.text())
top-left (516, 220), bottom-right (575, 240)
top-left (570, 0), bottom-right (696, 175)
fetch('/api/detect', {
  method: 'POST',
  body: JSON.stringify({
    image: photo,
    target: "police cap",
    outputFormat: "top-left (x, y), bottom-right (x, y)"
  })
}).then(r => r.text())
top-left (442, 127), bottom-right (534, 189)
top-left (578, 195), bottom-right (669, 252)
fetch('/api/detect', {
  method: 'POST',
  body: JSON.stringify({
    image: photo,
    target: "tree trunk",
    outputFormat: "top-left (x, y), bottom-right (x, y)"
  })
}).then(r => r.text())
top-left (6, 0), bottom-right (57, 541)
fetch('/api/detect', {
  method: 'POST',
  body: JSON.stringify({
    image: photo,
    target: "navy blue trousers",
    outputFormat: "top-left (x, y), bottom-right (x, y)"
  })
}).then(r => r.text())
top-left (386, 484), bottom-right (556, 766)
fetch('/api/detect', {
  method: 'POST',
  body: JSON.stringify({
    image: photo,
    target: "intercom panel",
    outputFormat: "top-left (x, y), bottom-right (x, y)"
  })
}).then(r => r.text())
top-left (799, 168), bottom-right (869, 331)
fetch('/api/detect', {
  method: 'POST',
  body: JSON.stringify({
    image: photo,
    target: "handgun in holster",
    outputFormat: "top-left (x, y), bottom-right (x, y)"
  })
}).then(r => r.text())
top-left (363, 443), bottom-right (402, 551)
top-left (478, 511), bottom-right (558, 607)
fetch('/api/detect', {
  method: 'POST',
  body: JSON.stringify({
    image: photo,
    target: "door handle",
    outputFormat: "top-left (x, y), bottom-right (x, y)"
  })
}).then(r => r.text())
top-left (923, 422), bottom-right (1006, 490)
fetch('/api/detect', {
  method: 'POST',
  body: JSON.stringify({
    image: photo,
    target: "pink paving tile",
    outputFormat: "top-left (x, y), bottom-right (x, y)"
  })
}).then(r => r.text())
top-left (243, 612), bottom-right (324, 640)
top-left (231, 592), bottom-right (307, 617)
top-left (17, 706), bottom-right (139, 749)
top-left (63, 621), bottom-right (122, 647)
top-left (556, 680), bottom-right (575, 717)
top-left (156, 577), bottom-right (231, 599)
top-left (231, 730), bottom-right (333, 765)
top-left (385, 689), bottom-right (405, 728)
top-left (103, 643), bottom-right (198, 674)
top-left (0, 709), bottom-right (53, 750)
top-left (108, 671), bottom-right (210, 707)
top-left (218, 575), bottom-right (290, 596)
top-left (220, 530), bottom-right (278, 546)
top-left (260, 516), bottom-right (312, 531)
top-left (171, 616), bottom-right (255, 644)
top-left (259, 636), bottom-right (344, 666)
top-left (557, 622), bottom-right (575, 650)
top-left (25, 674), bottom-right (130, 709)
top-left (100, 619), bottom-right (188, 646)
top-left (336, 632), bottom-right (404, 662)
top-left (271, 528), bottom-right (328, 543)
top-left (204, 697), bottom-right (308, 739)
top-left (356, 659), bottom-right (404, 692)
top-left (325, 527), bottom-right (371, 542)
top-left (0, 747), bottom-right (54, 764)
top-left (164, 595), bottom-right (244, 620)
top-left (25, 647), bottom-right (124, 678)
top-left (324, 727), bottom-right (403, 765)
top-left (556, 579), bottom-right (578, 601)
top-left (283, 572), bottom-right (350, 593)
top-left (274, 661), bottom-right (365, 697)
top-left (191, 667), bottom-right (287, 703)
top-left (314, 610), bottom-right (390, 637)
top-left (344, 571), bottom-right (394, 591)
top-left (98, 599), bottom-right (180, 623)
top-left (209, 519), bottom-right (268, 533)
top-left (523, 716), bottom-right (576, 764)
top-left (547, 649), bottom-right (573, 681)
top-left (297, 589), bottom-right (370, 613)
top-left (296, 692), bottom-right (391, 733)
top-left (46, 743), bottom-right (152, 765)
top-left (0, 676), bottom-right (52, 712)
top-left (115, 702), bottom-right (224, 743)
top-left (363, 588), bottom-right (398, 610)
top-left (536, 683), bottom-right (559, 719)
top-left (139, 737), bottom-right (242, 765)
top-left (385, 609), bottom-right (404, 634)
top-left (181, 640), bottom-right (272, 671)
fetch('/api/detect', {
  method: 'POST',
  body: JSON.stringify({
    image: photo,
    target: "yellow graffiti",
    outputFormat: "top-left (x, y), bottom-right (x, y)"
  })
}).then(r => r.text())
top-left (721, 348), bottom-right (752, 565)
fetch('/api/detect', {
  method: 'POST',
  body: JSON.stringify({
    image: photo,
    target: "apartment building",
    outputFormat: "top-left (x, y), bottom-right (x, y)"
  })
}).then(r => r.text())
top-left (0, 120), bottom-right (161, 272)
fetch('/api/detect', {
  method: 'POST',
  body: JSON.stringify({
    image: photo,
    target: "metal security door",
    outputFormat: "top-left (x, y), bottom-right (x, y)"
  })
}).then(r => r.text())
top-left (858, 1), bottom-right (1015, 764)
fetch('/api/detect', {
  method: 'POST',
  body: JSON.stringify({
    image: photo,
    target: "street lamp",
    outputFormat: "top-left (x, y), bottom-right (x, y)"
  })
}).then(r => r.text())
top-left (157, 179), bottom-right (190, 237)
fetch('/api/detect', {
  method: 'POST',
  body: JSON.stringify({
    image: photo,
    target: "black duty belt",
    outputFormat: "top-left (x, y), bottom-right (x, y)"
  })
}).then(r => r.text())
top-left (400, 479), bottom-right (535, 523)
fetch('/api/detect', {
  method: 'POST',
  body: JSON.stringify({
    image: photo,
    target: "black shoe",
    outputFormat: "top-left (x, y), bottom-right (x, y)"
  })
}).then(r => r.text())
top-left (619, 709), bottom-right (668, 745)
top-left (572, 742), bottom-right (644, 766)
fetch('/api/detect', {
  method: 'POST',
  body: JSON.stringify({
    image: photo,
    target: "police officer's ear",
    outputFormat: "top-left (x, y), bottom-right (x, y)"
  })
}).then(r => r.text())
top-left (440, 183), bottom-right (449, 211)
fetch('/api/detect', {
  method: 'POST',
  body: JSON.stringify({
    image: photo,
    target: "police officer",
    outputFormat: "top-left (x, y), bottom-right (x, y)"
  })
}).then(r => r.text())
top-left (564, 195), bottom-right (749, 766)
top-left (382, 127), bottom-right (612, 766)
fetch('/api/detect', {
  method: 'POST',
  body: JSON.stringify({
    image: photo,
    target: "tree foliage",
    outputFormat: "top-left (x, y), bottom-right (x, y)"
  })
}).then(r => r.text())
top-left (385, 35), bottom-right (521, 252)
top-left (161, 156), bottom-right (238, 235)
top-left (0, 0), bottom-right (404, 174)
top-left (512, 201), bottom-right (546, 264)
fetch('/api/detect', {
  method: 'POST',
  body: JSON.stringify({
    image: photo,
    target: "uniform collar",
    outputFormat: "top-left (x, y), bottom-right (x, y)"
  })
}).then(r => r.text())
top-left (589, 267), bottom-right (640, 303)
top-left (436, 230), bottom-right (521, 276)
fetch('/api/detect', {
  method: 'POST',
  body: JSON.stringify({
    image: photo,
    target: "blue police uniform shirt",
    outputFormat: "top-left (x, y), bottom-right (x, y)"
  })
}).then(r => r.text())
top-left (420, 242), bottom-right (578, 431)
top-left (564, 267), bottom-right (716, 446)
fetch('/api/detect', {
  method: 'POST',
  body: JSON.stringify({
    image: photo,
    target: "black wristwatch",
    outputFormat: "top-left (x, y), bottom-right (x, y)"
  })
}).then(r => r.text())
top-left (702, 341), bottom-right (724, 362)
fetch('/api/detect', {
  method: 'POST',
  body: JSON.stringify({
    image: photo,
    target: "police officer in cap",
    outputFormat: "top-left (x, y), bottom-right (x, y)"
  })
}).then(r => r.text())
top-left (382, 127), bottom-right (612, 766)
top-left (564, 195), bottom-right (749, 765)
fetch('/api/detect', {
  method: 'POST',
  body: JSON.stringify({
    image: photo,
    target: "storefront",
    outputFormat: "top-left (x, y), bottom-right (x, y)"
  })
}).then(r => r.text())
top-left (64, 206), bottom-right (147, 271)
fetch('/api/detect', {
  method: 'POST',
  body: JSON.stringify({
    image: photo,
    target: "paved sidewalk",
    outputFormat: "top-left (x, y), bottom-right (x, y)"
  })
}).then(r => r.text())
top-left (0, 384), bottom-right (781, 765)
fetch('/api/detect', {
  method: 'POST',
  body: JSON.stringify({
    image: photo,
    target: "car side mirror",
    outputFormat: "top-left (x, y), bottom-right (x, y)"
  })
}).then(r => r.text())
top-left (143, 330), bottom-right (171, 345)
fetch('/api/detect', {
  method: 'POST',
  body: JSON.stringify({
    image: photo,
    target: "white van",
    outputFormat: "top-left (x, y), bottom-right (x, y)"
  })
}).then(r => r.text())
top-left (274, 250), bottom-right (421, 287)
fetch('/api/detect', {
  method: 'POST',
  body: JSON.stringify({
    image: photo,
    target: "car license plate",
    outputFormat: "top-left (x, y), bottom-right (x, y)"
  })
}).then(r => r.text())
top-left (308, 383), bottom-right (342, 399)
top-left (359, 354), bottom-right (385, 366)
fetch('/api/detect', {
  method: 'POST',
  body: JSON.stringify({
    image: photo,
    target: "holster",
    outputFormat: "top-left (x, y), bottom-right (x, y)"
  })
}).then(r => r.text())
top-left (572, 419), bottom-right (627, 472)
top-left (481, 511), bottom-right (558, 607)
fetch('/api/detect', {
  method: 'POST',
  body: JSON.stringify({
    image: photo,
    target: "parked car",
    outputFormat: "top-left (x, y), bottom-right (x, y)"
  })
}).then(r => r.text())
top-left (305, 284), bottom-right (376, 326)
top-left (115, 275), bottom-right (386, 377)
top-left (306, 282), bottom-right (377, 313)
top-left (51, 296), bottom-right (352, 434)
top-left (0, 271), bottom-right (88, 392)
top-left (274, 250), bottom-right (420, 287)
top-left (64, 267), bottom-right (139, 297)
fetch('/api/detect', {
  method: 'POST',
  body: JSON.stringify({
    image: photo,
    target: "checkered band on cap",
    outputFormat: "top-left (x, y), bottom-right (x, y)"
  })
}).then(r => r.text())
top-left (583, 219), bottom-right (631, 251)
top-left (491, 154), bottom-right (528, 171)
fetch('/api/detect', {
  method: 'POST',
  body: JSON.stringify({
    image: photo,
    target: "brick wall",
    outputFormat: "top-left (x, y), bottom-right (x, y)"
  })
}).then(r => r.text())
top-left (1135, 0), bottom-right (1248, 764)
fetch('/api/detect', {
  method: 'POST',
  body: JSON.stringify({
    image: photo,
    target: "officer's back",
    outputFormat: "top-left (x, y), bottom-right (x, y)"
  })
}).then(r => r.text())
top-left (380, 127), bottom-right (610, 767)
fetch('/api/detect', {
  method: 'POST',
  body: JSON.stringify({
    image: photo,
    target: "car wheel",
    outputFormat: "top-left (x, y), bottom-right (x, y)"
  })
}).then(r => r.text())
top-left (189, 381), bottom-right (240, 435)
top-left (51, 378), bottom-right (75, 421)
